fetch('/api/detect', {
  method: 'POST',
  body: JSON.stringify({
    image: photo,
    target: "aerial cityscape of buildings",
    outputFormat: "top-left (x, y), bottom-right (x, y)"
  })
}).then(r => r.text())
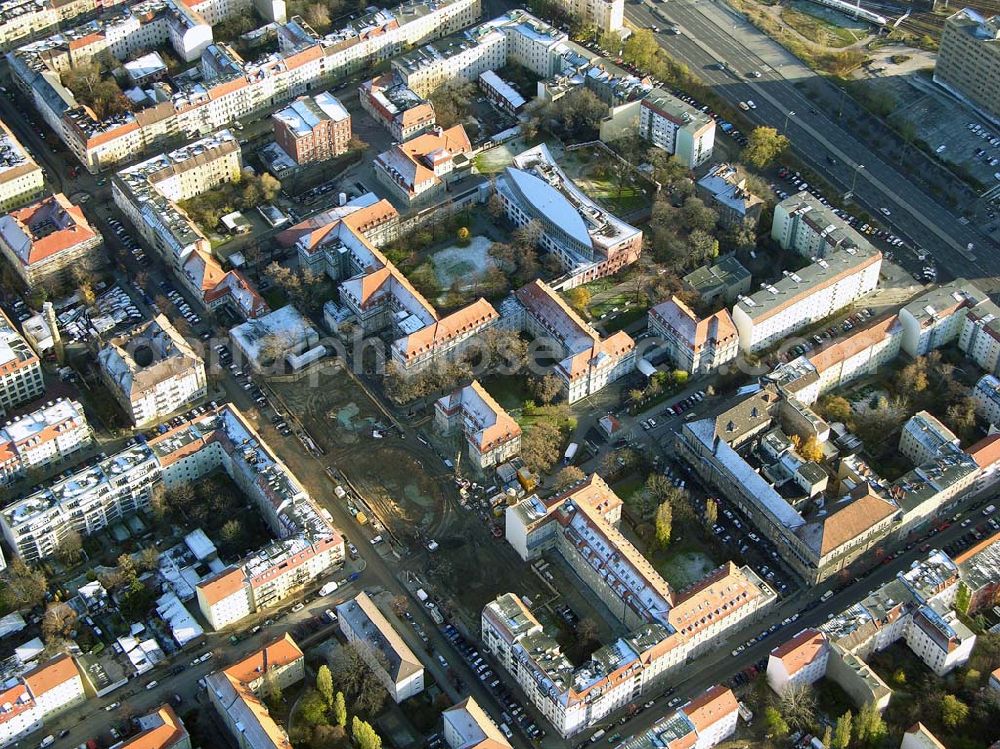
top-left (0, 0), bottom-right (994, 747)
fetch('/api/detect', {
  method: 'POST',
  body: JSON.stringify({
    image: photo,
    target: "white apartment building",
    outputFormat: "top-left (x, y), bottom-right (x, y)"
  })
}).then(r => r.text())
top-left (11, 0), bottom-right (480, 172)
top-left (957, 298), bottom-right (1000, 375)
top-left (807, 314), bottom-right (902, 398)
top-left (766, 628), bottom-right (829, 695)
top-left (0, 307), bottom-right (44, 418)
top-left (0, 398), bottom-right (92, 486)
top-left (625, 686), bottom-right (739, 749)
top-left (972, 374), bottom-right (1000, 427)
top-left (490, 474), bottom-right (773, 736)
top-left (731, 246), bottom-right (882, 353)
top-left (496, 144), bottom-right (643, 288)
top-left (899, 411), bottom-right (959, 466)
top-left (0, 654), bottom-right (85, 746)
top-left (639, 89), bottom-right (715, 169)
top-left (435, 380), bottom-right (521, 471)
top-left (337, 592), bottom-right (425, 702)
top-left (771, 191), bottom-right (878, 259)
top-left (206, 634), bottom-right (304, 749)
top-left (763, 552), bottom-right (974, 710)
top-left (112, 132), bottom-right (267, 320)
top-left (0, 440), bottom-right (161, 562)
top-left (508, 281), bottom-right (636, 404)
top-left (98, 315), bottom-right (207, 427)
top-left (647, 297), bottom-right (738, 375)
top-left (898, 280), bottom-right (991, 357)
top-left (0, 0), bottom-right (106, 52)
top-left (443, 697), bottom-right (512, 749)
top-left (3, 404), bottom-right (344, 619)
top-left (567, 0), bottom-right (623, 33)
top-left (392, 10), bottom-right (566, 97)
top-left (0, 119), bottom-right (43, 213)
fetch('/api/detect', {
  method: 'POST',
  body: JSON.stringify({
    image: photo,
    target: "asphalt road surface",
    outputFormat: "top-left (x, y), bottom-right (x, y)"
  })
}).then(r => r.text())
top-left (626, 0), bottom-right (998, 284)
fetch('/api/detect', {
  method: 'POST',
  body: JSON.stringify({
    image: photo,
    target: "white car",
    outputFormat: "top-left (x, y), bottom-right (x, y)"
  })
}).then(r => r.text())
top-left (738, 101), bottom-right (749, 111)
top-left (746, 100), bottom-right (756, 109)
top-left (879, 207), bottom-right (891, 216)
top-left (935, 144), bottom-right (946, 153)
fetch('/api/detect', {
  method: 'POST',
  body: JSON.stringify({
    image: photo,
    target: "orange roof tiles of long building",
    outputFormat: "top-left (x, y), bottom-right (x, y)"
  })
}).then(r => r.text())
top-left (395, 298), bottom-right (497, 358)
top-left (770, 628), bottom-right (827, 675)
top-left (967, 433), bottom-right (1000, 470)
top-left (224, 633), bottom-right (303, 685)
top-left (667, 563), bottom-right (760, 638)
top-left (682, 685), bottom-right (738, 733)
top-left (119, 704), bottom-right (188, 749)
top-left (196, 566), bottom-right (245, 606)
top-left (6, 193), bottom-right (97, 266)
top-left (816, 489), bottom-right (897, 556)
top-left (23, 653), bottom-right (78, 697)
top-left (809, 314), bottom-right (899, 374)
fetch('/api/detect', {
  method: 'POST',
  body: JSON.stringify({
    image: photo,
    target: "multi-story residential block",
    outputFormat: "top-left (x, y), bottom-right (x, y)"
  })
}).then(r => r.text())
top-left (0, 654), bottom-right (86, 745)
top-left (766, 552), bottom-right (973, 710)
top-left (283, 195), bottom-right (400, 269)
top-left (435, 380), bottom-right (521, 471)
top-left (674, 386), bottom-right (904, 583)
top-left (0, 440), bottom-right (161, 561)
top-left (766, 628), bottom-right (829, 695)
top-left (557, 0), bottom-right (622, 32)
top-left (2, 403), bottom-right (345, 617)
top-left (696, 164), bottom-right (763, 228)
top-left (802, 314), bottom-right (901, 400)
top-left (934, 9), bottom-right (1000, 125)
top-left (272, 91), bottom-right (351, 165)
top-left (230, 304), bottom-right (320, 372)
top-left (508, 280), bottom-right (635, 403)
top-left (624, 686), bottom-right (739, 749)
top-left (682, 256), bottom-right (751, 306)
top-left (0, 119), bottom-right (42, 213)
top-left (496, 144), bottom-right (643, 287)
top-left (899, 411), bottom-right (959, 466)
top-left (638, 88), bottom-right (715, 168)
top-left (337, 592), bottom-right (425, 702)
top-left (957, 296), bottom-right (1000, 374)
top-left (954, 529), bottom-right (1000, 614)
top-left (0, 0), bottom-right (106, 53)
top-left (374, 124), bottom-right (472, 207)
top-left (647, 297), bottom-right (739, 375)
top-left (443, 697), bottom-right (512, 749)
top-left (21, 654), bottom-right (85, 722)
top-left (206, 634), bottom-right (303, 749)
top-left (112, 131), bottom-right (266, 319)
top-left (392, 11), bottom-right (565, 98)
top-left (0, 192), bottom-right (101, 288)
top-left (771, 191), bottom-right (878, 258)
top-left (0, 398), bottom-right (91, 486)
top-left (731, 245), bottom-right (881, 353)
top-left (281, 191), bottom-right (498, 374)
top-left (117, 704), bottom-right (191, 749)
top-left (0, 307), bottom-right (45, 418)
top-left (10, 0), bottom-right (480, 172)
top-left (492, 474), bottom-right (774, 735)
top-left (97, 315), bottom-right (207, 427)
top-left (898, 280), bottom-right (993, 357)
top-left (359, 73), bottom-right (436, 142)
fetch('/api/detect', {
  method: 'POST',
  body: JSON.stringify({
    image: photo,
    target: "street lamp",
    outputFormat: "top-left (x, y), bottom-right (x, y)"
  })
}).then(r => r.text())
top-left (851, 163), bottom-right (865, 195)
top-left (783, 110), bottom-right (795, 132)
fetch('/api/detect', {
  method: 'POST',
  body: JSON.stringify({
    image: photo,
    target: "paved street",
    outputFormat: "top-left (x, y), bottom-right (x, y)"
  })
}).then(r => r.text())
top-left (626, 0), bottom-right (999, 285)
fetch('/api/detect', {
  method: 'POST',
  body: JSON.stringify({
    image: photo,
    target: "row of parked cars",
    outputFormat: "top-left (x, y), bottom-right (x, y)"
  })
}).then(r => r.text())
top-left (441, 623), bottom-right (544, 741)
top-left (108, 218), bottom-right (146, 265)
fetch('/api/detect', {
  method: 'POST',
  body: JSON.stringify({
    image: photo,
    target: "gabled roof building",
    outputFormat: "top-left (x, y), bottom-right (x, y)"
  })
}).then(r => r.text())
top-left (435, 380), bottom-right (521, 470)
